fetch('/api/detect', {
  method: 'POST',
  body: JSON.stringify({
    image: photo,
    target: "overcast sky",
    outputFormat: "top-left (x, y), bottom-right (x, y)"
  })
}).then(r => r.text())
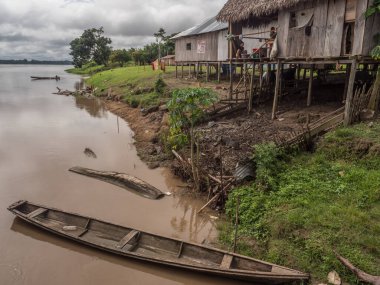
top-left (0, 0), bottom-right (226, 60)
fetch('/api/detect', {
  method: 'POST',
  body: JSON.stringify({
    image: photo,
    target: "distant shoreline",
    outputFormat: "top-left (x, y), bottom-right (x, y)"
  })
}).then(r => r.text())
top-left (0, 59), bottom-right (72, 65)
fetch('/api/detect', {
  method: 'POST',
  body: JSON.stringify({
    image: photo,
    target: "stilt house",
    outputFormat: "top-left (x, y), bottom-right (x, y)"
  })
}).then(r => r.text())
top-left (172, 17), bottom-right (228, 62)
top-left (217, 0), bottom-right (380, 59)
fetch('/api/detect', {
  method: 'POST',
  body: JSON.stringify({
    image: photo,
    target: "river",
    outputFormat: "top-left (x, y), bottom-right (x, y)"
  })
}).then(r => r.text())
top-left (0, 65), bottom-right (250, 285)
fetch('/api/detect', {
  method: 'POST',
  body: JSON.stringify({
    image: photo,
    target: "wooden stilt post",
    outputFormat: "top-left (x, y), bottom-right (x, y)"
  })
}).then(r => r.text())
top-left (248, 62), bottom-right (256, 113)
top-left (243, 62), bottom-right (248, 99)
top-left (259, 63), bottom-right (263, 98)
top-left (307, 64), bottom-right (315, 107)
top-left (189, 63), bottom-right (191, 78)
top-left (217, 61), bottom-right (221, 83)
top-left (344, 58), bottom-right (358, 126)
top-left (206, 62), bottom-right (209, 82)
top-left (343, 63), bottom-right (351, 101)
top-left (181, 63), bottom-right (184, 79)
top-left (196, 62), bottom-right (199, 79)
top-left (175, 63), bottom-right (178, 78)
top-left (229, 60), bottom-right (233, 99)
top-left (272, 59), bottom-right (282, 120)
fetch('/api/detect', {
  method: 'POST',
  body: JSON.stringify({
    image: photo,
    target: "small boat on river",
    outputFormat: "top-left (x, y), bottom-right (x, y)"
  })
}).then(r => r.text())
top-left (31, 75), bottom-right (60, 80)
top-left (8, 200), bottom-right (309, 284)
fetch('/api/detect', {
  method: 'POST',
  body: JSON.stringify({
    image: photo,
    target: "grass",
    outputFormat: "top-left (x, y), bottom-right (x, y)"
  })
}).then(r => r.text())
top-left (220, 122), bottom-right (380, 283)
top-left (65, 63), bottom-right (107, 75)
top-left (85, 65), bottom-right (176, 108)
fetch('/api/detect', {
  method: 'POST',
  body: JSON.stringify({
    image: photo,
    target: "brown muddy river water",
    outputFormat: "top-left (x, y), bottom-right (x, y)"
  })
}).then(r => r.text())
top-left (0, 65), bottom-right (250, 285)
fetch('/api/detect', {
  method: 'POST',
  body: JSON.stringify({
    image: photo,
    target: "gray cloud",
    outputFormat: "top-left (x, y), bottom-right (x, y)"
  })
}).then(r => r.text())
top-left (0, 0), bottom-right (227, 60)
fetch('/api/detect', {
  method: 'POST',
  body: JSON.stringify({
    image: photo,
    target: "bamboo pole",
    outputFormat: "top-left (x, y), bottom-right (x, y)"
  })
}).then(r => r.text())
top-left (307, 64), bottom-right (314, 107)
top-left (271, 59), bottom-right (282, 120)
top-left (248, 62), bottom-right (255, 113)
top-left (233, 196), bottom-right (240, 253)
top-left (206, 63), bottom-right (209, 82)
top-left (217, 61), bottom-right (221, 83)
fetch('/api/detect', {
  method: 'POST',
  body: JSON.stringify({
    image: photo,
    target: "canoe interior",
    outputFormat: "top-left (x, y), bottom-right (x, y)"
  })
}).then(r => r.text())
top-left (13, 202), bottom-right (274, 272)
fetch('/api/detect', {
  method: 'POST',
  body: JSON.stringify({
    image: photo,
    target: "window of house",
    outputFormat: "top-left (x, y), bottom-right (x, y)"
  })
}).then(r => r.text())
top-left (186, 43), bottom-right (191, 50)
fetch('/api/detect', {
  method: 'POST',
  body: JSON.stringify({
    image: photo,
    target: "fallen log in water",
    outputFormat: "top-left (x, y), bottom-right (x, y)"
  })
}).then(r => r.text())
top-left (69, 166), bottom-right (167, 200)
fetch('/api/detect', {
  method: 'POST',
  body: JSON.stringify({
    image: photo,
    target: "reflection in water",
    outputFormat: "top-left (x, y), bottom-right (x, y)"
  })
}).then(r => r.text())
top-left (74, 96), bottom-right (108, 118)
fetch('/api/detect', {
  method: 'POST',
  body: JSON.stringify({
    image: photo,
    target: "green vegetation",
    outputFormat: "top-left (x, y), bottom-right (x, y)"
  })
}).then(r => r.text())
top-left (167, 87), bottom-right (218, 190)
top-left (85, 65), bottom-right (175, 108)
top-left (69, 27), bottom-right (112, 68)
top-left (65, 61), bottom-right (107, 75)
top-left (167, 88), bottom-right (217, 149)
top-left (220, 123), bottom-right (380, 283)
top-left (109, 49), bottom-right (131, 67)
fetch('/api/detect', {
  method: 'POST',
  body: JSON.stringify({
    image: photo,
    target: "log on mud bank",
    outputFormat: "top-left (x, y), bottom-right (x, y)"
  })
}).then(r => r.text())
top-left (69, 166), bottom-right (167, 199)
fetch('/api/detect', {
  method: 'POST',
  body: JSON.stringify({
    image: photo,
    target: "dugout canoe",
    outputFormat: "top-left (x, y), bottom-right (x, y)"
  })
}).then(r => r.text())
top-left (31, 76), bottom-right (60, 80)
top-left (8, 200), bottom-right (309, 284)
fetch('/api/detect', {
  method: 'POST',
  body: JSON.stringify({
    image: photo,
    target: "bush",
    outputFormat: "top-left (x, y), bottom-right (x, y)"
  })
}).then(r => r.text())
top-left (166, 88), bottom-right (217, 149)
top-left (154, 76), bottom-right (167, 94)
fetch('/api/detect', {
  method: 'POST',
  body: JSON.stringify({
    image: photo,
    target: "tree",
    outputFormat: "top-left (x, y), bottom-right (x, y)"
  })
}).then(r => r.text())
top-left (110, 49), bottom-right (131, 67)
top-left (132, 50), bottom-right (146, 65)
top-left (154, 28), bottom-right (166, 60)
top-left (69, 27), bottom-right (112, 68)
top-left (167, 88), bottom-right (218, 190)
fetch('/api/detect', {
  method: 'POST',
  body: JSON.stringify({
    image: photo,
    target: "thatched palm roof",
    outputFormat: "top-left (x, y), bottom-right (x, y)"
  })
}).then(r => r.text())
top-left (217, 0), bottom-right (309, 23)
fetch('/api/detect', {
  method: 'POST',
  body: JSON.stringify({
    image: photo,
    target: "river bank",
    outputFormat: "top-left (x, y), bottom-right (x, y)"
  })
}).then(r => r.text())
top-left (72, 64), bottom-right (380, 284)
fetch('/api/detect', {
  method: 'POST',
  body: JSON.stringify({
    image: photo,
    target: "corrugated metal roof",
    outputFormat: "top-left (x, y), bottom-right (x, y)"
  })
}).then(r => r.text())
top-left (172, 16), bottom-right (228, 39)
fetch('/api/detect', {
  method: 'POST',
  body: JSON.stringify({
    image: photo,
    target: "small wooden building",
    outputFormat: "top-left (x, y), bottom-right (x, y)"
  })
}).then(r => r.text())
top-left (173, 17), bottom-right (228, 62)
top-left (160, 55), bottom-right (175, 66)
top-left (217, 0), bottom-right (380, 59)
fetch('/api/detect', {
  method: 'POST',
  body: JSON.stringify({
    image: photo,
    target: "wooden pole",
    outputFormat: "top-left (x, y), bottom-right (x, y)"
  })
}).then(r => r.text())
top-left (259, 63), bottom-right (263, 98)
top-left (243, 62), bottom-right (248, 99)
top-left (233, 196), bottom-right (240, 253)
top-left (307, 64), bottom-right (314, 107)
top-left (206, 62), bottom-right (209, 82)
top-left (181, 63), bottom-right (184, 79)
top-left (217, 61), bottom-right (221, 83)
top-left (189, 63), bottom-right (191, 78)
top-left (271, 59), bottom-right (282, 120)
top-left (175, 63), bottom-right (178, 78)
top-left (248, 62), bottom-right (255, 113)
top-left (229, 60), bottom-right (233, 99)
top-left (195, 62), bottom-right (199, 79)
top-left (343, 63), bottom-right (351, 101)
top-left (344, 58), bottom-right (358, 126)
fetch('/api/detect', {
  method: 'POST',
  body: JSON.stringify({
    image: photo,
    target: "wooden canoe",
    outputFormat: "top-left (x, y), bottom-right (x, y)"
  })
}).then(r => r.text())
top-left (8, 200), bottom-right (309, 284)
top-left (31, 76), bottom-right (60, 80)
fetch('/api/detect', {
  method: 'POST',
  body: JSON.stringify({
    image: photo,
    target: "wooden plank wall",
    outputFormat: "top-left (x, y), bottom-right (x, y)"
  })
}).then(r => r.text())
top-left (310, 0), bottom-right (329, 57)
top-left (277, 11), bottom-right (290, 57)
top-left (323, 0), bottom-right (346, 57)
top-left (217, 29), bottom-right (229, 61)
top-left (174, 32), bottom-right (221, 62)
top-left (362, 0), bottom-right (380, 55)
top-left (352, 0), bottom-right (369, 55)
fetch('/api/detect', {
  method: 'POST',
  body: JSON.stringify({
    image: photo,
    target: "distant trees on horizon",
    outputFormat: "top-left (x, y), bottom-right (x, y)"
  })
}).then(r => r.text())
top-left (69, 27), bottom-right (177, 68)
